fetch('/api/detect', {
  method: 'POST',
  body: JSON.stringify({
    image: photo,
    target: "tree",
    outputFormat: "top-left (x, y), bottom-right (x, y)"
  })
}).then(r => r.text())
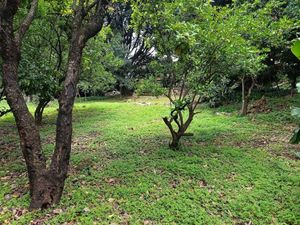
top-left (132, 0), bottom-right (286, 148)
top-left (108, 1), bottom-right (155, 96)
top-left (19, 5), bottom-right (67, 125)
top-left (79, 26), bottom-right (123, 97)
top-left (230, 1), bottom-right (296, 115)
top-left (0, 0), bottom-right (111, 209)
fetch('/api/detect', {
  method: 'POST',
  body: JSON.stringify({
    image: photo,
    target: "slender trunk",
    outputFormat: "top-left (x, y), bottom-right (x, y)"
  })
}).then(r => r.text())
top-left (240, 76), bottom-right (248, 116)
top-left (241, 97), bottom-right (248, 116)
top-left (163, 107), bottom-right (195, 150)
top-left (291, 76), bottom-right (297, 96)
top-left (240, 76), bottom-right (255, 116)
top-left (34, 99), bottom-right (50, 125)
top-left (0, 108), bottom-right (12, 117)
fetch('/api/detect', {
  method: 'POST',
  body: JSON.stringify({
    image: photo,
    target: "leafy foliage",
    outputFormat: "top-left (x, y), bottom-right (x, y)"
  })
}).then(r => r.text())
top-left (131, 0), bottom-right (288, 147)
top-left (79, 27), bottom-right (123, 96)
top-left (290, 40), bottom-right (300, 144)
top-left (136, 77), bottom-right (165, 97)
top-left (292, 40), bottom-right (300, 60)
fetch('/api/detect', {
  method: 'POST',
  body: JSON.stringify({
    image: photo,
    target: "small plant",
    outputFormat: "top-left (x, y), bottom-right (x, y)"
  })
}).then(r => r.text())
top-left (136, 77), bottom-right (166, 97)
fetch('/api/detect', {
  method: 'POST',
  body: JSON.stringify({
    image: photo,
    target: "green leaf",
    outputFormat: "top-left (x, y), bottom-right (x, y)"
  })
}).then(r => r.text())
top-left (291, 107), bottom-right (300, 118)
top-left (296, 83), bottom-right (300, 93)
top-left (291, 40), bottom-right (300, 60)
top-left (290, 127), bottom-right (300, 144)
top-left (295, 152), bottom-right (300, 159)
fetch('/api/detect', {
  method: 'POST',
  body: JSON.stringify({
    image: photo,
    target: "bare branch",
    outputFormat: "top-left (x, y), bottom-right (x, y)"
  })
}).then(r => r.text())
top-left (0, 108), bottom-right (11, 117)
top-left (15, 0), bottom-right (38, 44)
top-left (83, 0), bottom-right (110, 40)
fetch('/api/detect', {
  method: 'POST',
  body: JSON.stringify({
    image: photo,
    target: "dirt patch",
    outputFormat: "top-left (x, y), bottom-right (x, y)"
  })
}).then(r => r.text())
top-left (248, 96), bottom-right (272, 114)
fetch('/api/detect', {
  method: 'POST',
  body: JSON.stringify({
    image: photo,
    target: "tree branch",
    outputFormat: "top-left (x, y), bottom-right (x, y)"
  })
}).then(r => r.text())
top-left (15, 0), bottom-right (38, 44)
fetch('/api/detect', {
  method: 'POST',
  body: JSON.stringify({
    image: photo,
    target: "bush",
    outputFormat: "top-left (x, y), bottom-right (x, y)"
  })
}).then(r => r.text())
top-left (136, 77), bottom-right (166, 97)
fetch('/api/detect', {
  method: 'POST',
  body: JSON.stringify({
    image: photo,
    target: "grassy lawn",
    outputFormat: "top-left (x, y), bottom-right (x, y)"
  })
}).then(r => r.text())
top-left (0, 96), bottom-right (299, 225)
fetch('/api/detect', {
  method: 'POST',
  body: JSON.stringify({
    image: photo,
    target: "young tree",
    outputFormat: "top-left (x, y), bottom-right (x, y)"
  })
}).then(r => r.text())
top-left (230, 0), bottom-right (298, 115)
top-left (132, 0), bottom-right (275, 148)
top-left (0, 0), bottom-right (111, 209)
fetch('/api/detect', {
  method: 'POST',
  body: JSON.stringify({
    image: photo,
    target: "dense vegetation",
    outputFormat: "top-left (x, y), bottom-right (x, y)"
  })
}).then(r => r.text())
top-left (0, 0), bottom-right (299, 224)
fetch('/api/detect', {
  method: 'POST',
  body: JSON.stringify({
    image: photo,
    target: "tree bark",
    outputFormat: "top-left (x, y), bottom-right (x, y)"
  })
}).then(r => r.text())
top-left (240, 76), bottom-right (254, 116)
top-left (1, 0), bottom-right (109, 210)
top-left (240, 76), bottom-right (247, 116)
top-left (163, 106), bottom-right (195, 149)
top-left (34, 99), bottom-right (50, 125)
top-left (0, 1), bottom-right (48, 208)
top-left (0, 0), bottom-right (78, 209)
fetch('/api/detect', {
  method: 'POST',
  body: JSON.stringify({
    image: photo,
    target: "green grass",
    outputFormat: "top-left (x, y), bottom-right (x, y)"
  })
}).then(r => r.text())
top-left (0, 96), bottom-right (299, 225)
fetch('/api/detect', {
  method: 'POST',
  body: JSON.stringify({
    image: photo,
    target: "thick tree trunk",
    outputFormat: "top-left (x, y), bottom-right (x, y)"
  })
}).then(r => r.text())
top-left (29, 171), bottom-right (64, 209)
top-left (34, 99), bottom-right (50, 125)
top-left (0, 0), bottom-right (63, 210)
top-left (1, 50), bottom-right (63, 210)
top-left (0, 8), bottom-right (49, 209)
top-left (1, 8), bottom-right (85, 210)
top-left (1, 0), bottom-right (107, 210)
top-left (169, 134), bottom-right (181, 149)
top-left (2, 54), bottom-right (49, 208)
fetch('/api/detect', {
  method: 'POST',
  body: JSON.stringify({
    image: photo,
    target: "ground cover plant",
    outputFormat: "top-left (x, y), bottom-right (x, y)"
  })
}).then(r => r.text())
top-left (0, 96), bottom-right (299, 224)
top-left (1, 0), bottom-right (300, 223)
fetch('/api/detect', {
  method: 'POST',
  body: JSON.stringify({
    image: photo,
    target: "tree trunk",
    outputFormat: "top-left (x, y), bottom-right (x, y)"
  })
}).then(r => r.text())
top-left (1, 0), bottom-right (108, 210)
top-left (1, 9), bottom-right (86, 210)
top-left (163, 107), bottom-right (195, 150)
top-left (30, 33), bottom-right (86, 209)
top-left (291, 76), bottom-right (297, 96)
top-left (29, 170), bottom-right (64, 209)
top-left (120, 85), bottom-right (134, 96)
top-left (1, 45), bottom-right (65, 210)
top-left (48, 33), bottom-right (85, 204)
top-left (240, 76), bottom-right (248, 116)
top-left (241, 97), bottom-right (249, 116)
top-left (2, 54), bottom-right (49, 209)
top-left (169, 133), bottom-right (181, 149)
top-left (34, 99), bottom-right (50, 125)
top-left (240, 76), bottom-right (255, 116)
